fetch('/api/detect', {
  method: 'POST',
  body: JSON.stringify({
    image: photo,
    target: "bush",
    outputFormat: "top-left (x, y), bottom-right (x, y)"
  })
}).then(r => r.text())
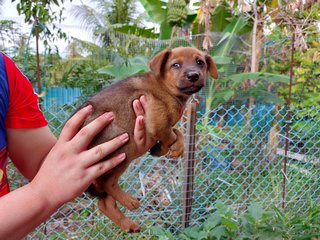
top-left (151, 201), bottom-right (320, 240)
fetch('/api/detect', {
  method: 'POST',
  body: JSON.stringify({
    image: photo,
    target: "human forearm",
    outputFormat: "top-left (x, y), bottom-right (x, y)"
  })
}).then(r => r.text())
top-left (0, 183), bottom-right (61, 240)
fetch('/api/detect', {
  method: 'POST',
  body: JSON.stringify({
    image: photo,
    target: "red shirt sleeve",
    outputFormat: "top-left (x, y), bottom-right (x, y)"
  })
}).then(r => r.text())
top-left (3, 53), bottom-right (48, 128)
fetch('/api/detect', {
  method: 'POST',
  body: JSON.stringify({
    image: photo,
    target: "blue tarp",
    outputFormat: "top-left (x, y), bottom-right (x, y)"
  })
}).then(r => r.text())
top-left (42, 87), bottom-right (82, 108)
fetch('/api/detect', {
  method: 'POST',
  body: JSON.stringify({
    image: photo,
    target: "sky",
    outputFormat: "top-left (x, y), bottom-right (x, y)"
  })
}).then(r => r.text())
top-left (1, 0), bottom-right (87, 26)
top-left (1, 0), bottom-right (153, 57)
top-left (1, 0), bottom-right (92, 56)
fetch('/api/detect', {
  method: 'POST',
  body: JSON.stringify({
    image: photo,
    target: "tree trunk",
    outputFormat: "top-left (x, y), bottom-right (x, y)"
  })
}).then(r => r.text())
top-left (245, 0), bottom-right (264, 128)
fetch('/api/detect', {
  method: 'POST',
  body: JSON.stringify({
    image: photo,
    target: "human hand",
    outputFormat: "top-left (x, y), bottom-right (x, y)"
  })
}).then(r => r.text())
top-left (30, 105), bottom-right (128, 207)
top-left (133, 95), bottom-right (156, 155)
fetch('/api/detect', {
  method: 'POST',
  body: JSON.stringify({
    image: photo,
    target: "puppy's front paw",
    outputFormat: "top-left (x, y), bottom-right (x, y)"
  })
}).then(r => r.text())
top-left (169, 140), bottom-right (184, 158)
top-left (150, 142), bottom-right (161, 156)
top-left (150, 142), bottom-right (168, 156)
top-left (169, 129), bottom-right (184, 158)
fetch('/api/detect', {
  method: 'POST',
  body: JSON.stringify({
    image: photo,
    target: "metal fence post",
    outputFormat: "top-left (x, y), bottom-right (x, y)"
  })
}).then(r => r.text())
top-left (182, 98), bottom-right (199, 229)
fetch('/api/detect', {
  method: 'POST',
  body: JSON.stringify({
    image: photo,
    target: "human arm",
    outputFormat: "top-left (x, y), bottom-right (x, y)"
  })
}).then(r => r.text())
top-left (6, 126), bottom-right (57, 180)
top-left (0, 96), bottom-right (152, 239)
top-left (0, 106), bottom-right (128, 240)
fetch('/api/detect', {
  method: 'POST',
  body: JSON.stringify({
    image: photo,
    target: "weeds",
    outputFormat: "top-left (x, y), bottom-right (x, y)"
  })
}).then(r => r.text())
top-left (151, 201), bottom-right (320, 240)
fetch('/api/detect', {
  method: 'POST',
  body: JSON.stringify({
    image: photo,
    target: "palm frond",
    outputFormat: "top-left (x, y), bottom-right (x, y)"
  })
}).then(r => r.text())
top-left (68, 4), bottom-right (107, 32)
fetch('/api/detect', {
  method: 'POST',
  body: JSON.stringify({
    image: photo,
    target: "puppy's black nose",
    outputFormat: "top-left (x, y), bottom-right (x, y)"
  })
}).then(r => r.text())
top-left (187, 71), bottom-right (199, 82)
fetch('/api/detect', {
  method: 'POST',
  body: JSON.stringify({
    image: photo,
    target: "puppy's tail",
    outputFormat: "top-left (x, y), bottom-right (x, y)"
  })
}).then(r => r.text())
top-left (86, 184), bottom-right (108, 198)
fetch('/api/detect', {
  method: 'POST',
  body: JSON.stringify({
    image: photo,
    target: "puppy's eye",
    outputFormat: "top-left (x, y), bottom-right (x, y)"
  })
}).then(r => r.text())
top-left (172, 63), bottom-right (181, 69)
top-left (196, 59), bottom-right (205, 66)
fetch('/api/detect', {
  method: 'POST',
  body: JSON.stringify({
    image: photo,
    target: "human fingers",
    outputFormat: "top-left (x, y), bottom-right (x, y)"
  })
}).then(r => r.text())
top-left (59, 105), bottom-right (93, 142)
top-left (134, 115), bottom-right (145, 144)
top-left (134, 115), bottom-right (156, 154)
top-left (133, 99), bottom-right (144, 117)
top-left (71, 112), bottom-right (115, 151)
top-left (82, 132), bottom-right (129, 167)
top-left (139, 95), bottom-right (148, 110)
top-left (133, 95), bottom-right (148, 117)
top-left (87, 153), bottom-right (126, 179)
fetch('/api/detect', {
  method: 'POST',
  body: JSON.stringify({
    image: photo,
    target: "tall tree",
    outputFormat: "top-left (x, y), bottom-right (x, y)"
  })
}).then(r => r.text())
top-left (69, 0), bottom-right (139, 44)
top-left (11, 0), bottom-right (72, 93)
top-left (12, 0), bottom-right (72, 44)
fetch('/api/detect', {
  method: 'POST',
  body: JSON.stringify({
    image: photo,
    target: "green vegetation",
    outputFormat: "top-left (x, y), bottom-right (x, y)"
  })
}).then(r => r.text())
top-left (2, 0), bottom-right (320, 239)
top-left (151, 201), bottom-right (320, 240)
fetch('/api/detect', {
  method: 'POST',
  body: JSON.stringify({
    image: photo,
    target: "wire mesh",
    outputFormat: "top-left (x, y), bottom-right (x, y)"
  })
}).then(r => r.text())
top-left (4, 30), bottom-right (320, 238)
top-left (7, 94), bottom-right (319, 239)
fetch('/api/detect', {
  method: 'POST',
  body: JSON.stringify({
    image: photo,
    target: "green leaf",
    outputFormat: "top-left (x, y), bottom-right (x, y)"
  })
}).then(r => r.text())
top-left (224, 16), bottom-right (248, 33)
top-left (211, 3), bottom-right (232, 32)
top-left (97, 62), bottom-right (148, 80)
top-left (184, 12), bottom-right (198, 29)
top-left (151, 226), bottom-right (175, 239)
top-left (258, 231), bottom-right (283, 240)
top-left (139, 0), bottom-right (167, 23)
top-left (212, 56), bottom-right (232, 65)
top-left (215, 200), bottom-right (229, 214)
top-left (209, 226), bottom-right (227, 240)
top-left (181, 226), bottom-right (201, 239)
top-left (151, 226), bottom-right (166, 236)
top-left (221, 72), bottom-right (290, 86)
top-left (97, 55), bottom-right (149, 80)
top-left (214, 89), bottom-right (234, 102)
top-left (197, 231), bottom-right (209, 240)
top-left (113, 25), bottom-right (159, 38)
top-left (247, 202), bottom-right (264, 222)
top-left (215, 16), bottom-right (248, 57)
top-left (203, 215), bottom-right (221, 231)
top-left (159, 20), bottom-right (172, 40)
top-left (221, 217), bottom-right (239, 231)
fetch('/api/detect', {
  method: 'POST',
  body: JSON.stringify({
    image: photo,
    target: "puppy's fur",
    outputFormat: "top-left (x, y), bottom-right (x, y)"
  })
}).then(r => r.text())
top-left (78, 47), bottom-right (218, 232)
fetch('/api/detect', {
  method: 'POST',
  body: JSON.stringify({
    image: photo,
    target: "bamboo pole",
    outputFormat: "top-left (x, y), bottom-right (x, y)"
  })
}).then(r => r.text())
top-left (182, 98), bottom-right (199, 228)
top-left (282, 31), bottom-right (295, 209)
top-left (35, 16), bottom-right (41, 95)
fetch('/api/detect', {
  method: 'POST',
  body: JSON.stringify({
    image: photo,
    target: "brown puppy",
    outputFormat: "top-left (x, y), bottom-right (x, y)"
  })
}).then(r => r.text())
top-left (78, 47), bottom-right (218, 232)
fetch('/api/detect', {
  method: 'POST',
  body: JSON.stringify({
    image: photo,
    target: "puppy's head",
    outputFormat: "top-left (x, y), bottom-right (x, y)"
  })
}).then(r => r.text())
top-left (149, 47), bottom-right (218, 97)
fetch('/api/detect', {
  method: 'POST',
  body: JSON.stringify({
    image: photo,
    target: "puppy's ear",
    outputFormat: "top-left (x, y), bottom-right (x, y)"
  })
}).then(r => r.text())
top-left (205, 54), bottom-right (218, 79)
top-left (149, 49), bottom-right (171, 76)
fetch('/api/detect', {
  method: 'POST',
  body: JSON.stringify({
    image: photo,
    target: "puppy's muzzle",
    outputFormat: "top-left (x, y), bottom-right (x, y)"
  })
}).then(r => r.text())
top-left (186, 71), bottom-right (200, 82)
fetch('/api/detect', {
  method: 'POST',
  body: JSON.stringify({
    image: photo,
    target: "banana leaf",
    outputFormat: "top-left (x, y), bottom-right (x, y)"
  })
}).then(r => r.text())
top-left (220, 72), bottom-right (290, 88)
top-left (97, 56), bottom-right (149, 81)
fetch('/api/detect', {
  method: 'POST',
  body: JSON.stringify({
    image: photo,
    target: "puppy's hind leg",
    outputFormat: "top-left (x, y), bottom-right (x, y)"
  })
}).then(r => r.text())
top-left (99, 162), bottom-right (140, 211)
top-left (98, 196), bottom-right (140, 233)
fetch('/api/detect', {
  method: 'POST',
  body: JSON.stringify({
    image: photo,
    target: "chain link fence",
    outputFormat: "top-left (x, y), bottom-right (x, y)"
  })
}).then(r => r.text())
top-left (6, 31), bottom-right (320, 239)
top-left (8, 103), bottom-right (320, 239)
top-left (9, 100), bottom-right (319, 239)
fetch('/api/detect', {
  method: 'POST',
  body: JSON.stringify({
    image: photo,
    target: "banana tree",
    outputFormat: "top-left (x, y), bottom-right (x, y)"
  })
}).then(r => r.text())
top-left (202, 71), bottom-right (289, 125)
top-left (201, 2), bottom-right (249, 125)
top-left (201, 2), bottom-right (290, 126)
top-left (211, 72), bottom-right (289, 106)
top-left (139, 0), bottom-right (198, 39)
